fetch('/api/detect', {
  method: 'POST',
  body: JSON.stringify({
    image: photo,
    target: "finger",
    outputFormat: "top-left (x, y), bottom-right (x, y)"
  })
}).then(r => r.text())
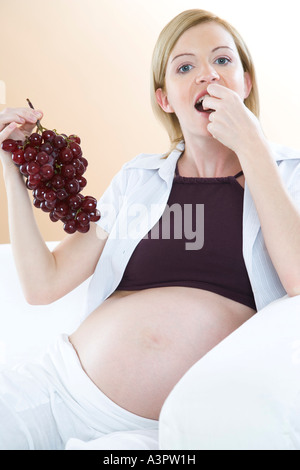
top-left (0, 108), bottom-right (43, 130)
top-left (15, 109), bottom-right (43, 135)
top-left (0, 122), bottom-right (18, 143)
top-left (207, 121), bottom-right (220, 136)
top-left (16, 108), bottom-right (43, 125)
top-left (207, 122), bottom-right (213, 134)
top-left (17, 120), bottom-right (40, 136)
top-left (208, 110), bottom-right (215, 121)
top-left (9, 127), bottom-right (28, 141)
top-left (0, 115), bottom-right (24, 132)
top-left (202, 96), bottom-right (220, 111)
top-left (207, 83), bottom-right (230, 98)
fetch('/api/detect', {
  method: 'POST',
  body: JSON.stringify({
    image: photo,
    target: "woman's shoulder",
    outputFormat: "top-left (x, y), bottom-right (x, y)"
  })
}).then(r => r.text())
top-left (269, 142), bottom-right (300, 192)
top-left (123, 150), bottom-right (167, 171)
top-left (269, 141), bottom-right (300, 162)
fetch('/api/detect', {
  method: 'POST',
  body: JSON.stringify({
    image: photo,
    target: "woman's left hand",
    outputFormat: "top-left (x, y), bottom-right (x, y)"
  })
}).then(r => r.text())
top-left (204, 83), bottom-right (265, 154)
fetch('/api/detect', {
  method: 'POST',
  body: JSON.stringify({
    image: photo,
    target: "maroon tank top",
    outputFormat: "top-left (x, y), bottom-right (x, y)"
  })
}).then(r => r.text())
top-left (116, 162), bottom-right (256, 311)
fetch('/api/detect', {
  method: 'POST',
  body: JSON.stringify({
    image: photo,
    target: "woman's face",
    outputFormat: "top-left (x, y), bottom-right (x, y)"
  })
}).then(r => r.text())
top-left (156, 22), bottom-right (252, 139)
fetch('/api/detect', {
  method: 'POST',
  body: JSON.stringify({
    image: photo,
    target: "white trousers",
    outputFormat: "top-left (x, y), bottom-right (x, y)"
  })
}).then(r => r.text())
top-left (159, 294), bottom-right (300, 450)
top-left (0, 334), bottom-right (158, 450)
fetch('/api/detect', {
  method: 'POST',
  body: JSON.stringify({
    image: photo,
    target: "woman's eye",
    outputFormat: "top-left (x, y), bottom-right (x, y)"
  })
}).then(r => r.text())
top-left (215, 57), bottom-right (231, 65)
top-left (178, 64), bottom-right (193, 73)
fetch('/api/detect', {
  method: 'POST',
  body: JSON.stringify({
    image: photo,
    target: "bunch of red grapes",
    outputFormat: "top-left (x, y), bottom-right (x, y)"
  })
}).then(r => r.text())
top-left (1, 104), bottom-right (101, 234)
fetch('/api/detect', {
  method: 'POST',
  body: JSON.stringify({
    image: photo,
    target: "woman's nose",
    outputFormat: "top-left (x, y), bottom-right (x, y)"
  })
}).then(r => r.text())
top-left (195, 66), bottom-right (220, 84)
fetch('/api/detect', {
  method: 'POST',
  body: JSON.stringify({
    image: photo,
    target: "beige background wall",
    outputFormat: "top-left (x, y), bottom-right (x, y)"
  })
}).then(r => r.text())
top-left (1, 0), bottom-right (299, 243)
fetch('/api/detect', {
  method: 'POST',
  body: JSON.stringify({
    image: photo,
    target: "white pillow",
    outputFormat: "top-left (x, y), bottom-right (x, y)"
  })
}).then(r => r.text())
top-left (159, 294), bottom-right (300, 450)
top-left (0, 243), bottom-right (87, 366)
top-left (65, 428), bottom-right (159, 450)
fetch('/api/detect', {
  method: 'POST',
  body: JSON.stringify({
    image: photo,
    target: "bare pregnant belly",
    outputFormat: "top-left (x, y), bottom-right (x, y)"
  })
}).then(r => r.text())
top-left (69, 287), bottom-right (255, 420)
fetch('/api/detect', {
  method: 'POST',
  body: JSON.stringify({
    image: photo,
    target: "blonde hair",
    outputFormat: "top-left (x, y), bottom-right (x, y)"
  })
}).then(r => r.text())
top-left (150, 9), bottom-right (260, 153)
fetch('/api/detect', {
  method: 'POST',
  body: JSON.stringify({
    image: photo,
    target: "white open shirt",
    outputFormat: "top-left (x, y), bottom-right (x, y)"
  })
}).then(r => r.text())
top-left (84, 141), bottom-right (300, 319)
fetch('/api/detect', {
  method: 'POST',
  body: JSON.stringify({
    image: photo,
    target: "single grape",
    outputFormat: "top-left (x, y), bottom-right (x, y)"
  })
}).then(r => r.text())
top-left (81, 196), bottom-right (97, 213)
top-left (36, 151), bottom-right (49, 165)
top-left (42, 130), bottom-right (55, 142)
top-left (34, 186), bottom-right (47, 201)
top-left (40, 142), bottom-right (53, 154)
top-left (44, 189), bottom-right (57, 202)
top-left (80, 157), bottom-right (88, 168)
top-left (40, 163), bottom-right (55, 180)
top-left (59, 147), bottom-right (73, 164)
top-left (77, 176), bottom-right (87, 189)
top-left (29, 133), bottom-right (42, 146)
top-left (49, 211), bottom-right (60, 223)
top-left (61, 164), bottom-right (76, 179)
top-left (76, 211), bottom-right (90, 226)
top-left (45, 200), bottom-right (57, 210)
top-left (19, 163), bottom-right (29, 176)
top-left (11, 149), bottom-right (25, 165)
top-left (54, 201), bottom-right (69, 219)
top-left (68, 134), bottom-right (81, 144)
top-left (53, 135), bottom-right (67, 149)
top-left (68, 194), bottom-right (82, 210)
top-left (76, 222), bottom-right (90, 233)
top-left (33, 197), bottom-right (41, 209)
top-left (27, 173), bottom-right (42, 189)
top-left (71, 159), bottom-right (81, 171)
top-left (65, 209), bottom-right (77, 221)
top-left (63, 220), bottom-right (77, 234)
top-left (56, 188), bottom-right (68, 200)
top-left (51, 174), bottom-right (65, 190)
top-left (69, 142), bottom-right (82, 158)
top-left (1, 139), bottom-right (18, 152)
top-left (65, 178), bottom-right (80, 194)
top-left (76, 161), bottom-right (86, 176)
top-left (24, 147), bottom-right (38, 162)
top-left (89, 209), bottom-right (101, 222)
top-left (40, 200), bottom-right (52, 213)
top-left (27, 161), bottom-right (40, 175)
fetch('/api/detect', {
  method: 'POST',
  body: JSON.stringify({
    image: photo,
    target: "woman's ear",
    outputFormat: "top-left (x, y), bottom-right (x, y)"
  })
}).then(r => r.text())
top-left (243, 71), bottom-right (252, 100)
top-left (155, 88), bottom-right (174, 113)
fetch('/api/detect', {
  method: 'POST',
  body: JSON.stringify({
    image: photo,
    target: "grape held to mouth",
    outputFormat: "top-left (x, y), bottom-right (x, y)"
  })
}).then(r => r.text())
top-left (1, 100), bottom-right (101, 234)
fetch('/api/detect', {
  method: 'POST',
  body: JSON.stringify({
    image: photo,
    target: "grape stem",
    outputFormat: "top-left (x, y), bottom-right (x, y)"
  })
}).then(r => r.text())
top-left (26, 98), bottom-right (44, 134)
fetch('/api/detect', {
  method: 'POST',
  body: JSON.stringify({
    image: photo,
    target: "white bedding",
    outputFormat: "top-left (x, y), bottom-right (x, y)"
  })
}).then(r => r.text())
top-left (2, 242), bottom-right (300, 450)
top-left (159, 293), bottom-right (300, 450)
top-left (0, 242), bottom-right (160, 450)
top-left (0, 242), bottom-right (86, 367)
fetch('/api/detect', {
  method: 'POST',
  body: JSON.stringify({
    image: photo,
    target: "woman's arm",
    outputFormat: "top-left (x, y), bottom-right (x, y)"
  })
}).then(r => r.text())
top-left (205, 84), bottom-right (300, 296)
top-left (237, 140), bottom-right (300, 297)
top-left (0, 108), bottom-right (108, 305)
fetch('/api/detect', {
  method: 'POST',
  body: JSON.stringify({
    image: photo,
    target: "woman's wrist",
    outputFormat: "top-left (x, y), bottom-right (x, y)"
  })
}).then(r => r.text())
top-left (2, 161), bottom-right (24, 185)
top-left (235, 133), bottom-right (270, 166)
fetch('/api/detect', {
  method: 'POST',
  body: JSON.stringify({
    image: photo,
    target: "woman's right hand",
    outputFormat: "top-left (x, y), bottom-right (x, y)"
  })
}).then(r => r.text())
top-left (0, 107), bottom-right (43, 172)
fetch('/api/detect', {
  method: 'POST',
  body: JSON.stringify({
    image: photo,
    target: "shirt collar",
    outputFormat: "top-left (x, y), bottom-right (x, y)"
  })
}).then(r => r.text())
top-left (125, 141), bottom-right (184, 182)
top-left (269, 141), bottom-right (300, 162)
top-left (125, 140), bottom-right (299, 177)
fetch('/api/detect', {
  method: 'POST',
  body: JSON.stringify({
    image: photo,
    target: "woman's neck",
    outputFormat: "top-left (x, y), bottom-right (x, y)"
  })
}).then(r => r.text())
top-left (179, 136), bottom-right (242, 178)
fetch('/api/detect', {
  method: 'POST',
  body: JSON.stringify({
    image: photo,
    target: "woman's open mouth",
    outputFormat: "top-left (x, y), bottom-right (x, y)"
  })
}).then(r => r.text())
top-left (194, 94), bottom-right (214, 113)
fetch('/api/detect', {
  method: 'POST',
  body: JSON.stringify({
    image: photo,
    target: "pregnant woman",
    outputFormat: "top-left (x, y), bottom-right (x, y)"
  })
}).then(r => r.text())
top-left (0, 9), bottom-right (299, 449)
